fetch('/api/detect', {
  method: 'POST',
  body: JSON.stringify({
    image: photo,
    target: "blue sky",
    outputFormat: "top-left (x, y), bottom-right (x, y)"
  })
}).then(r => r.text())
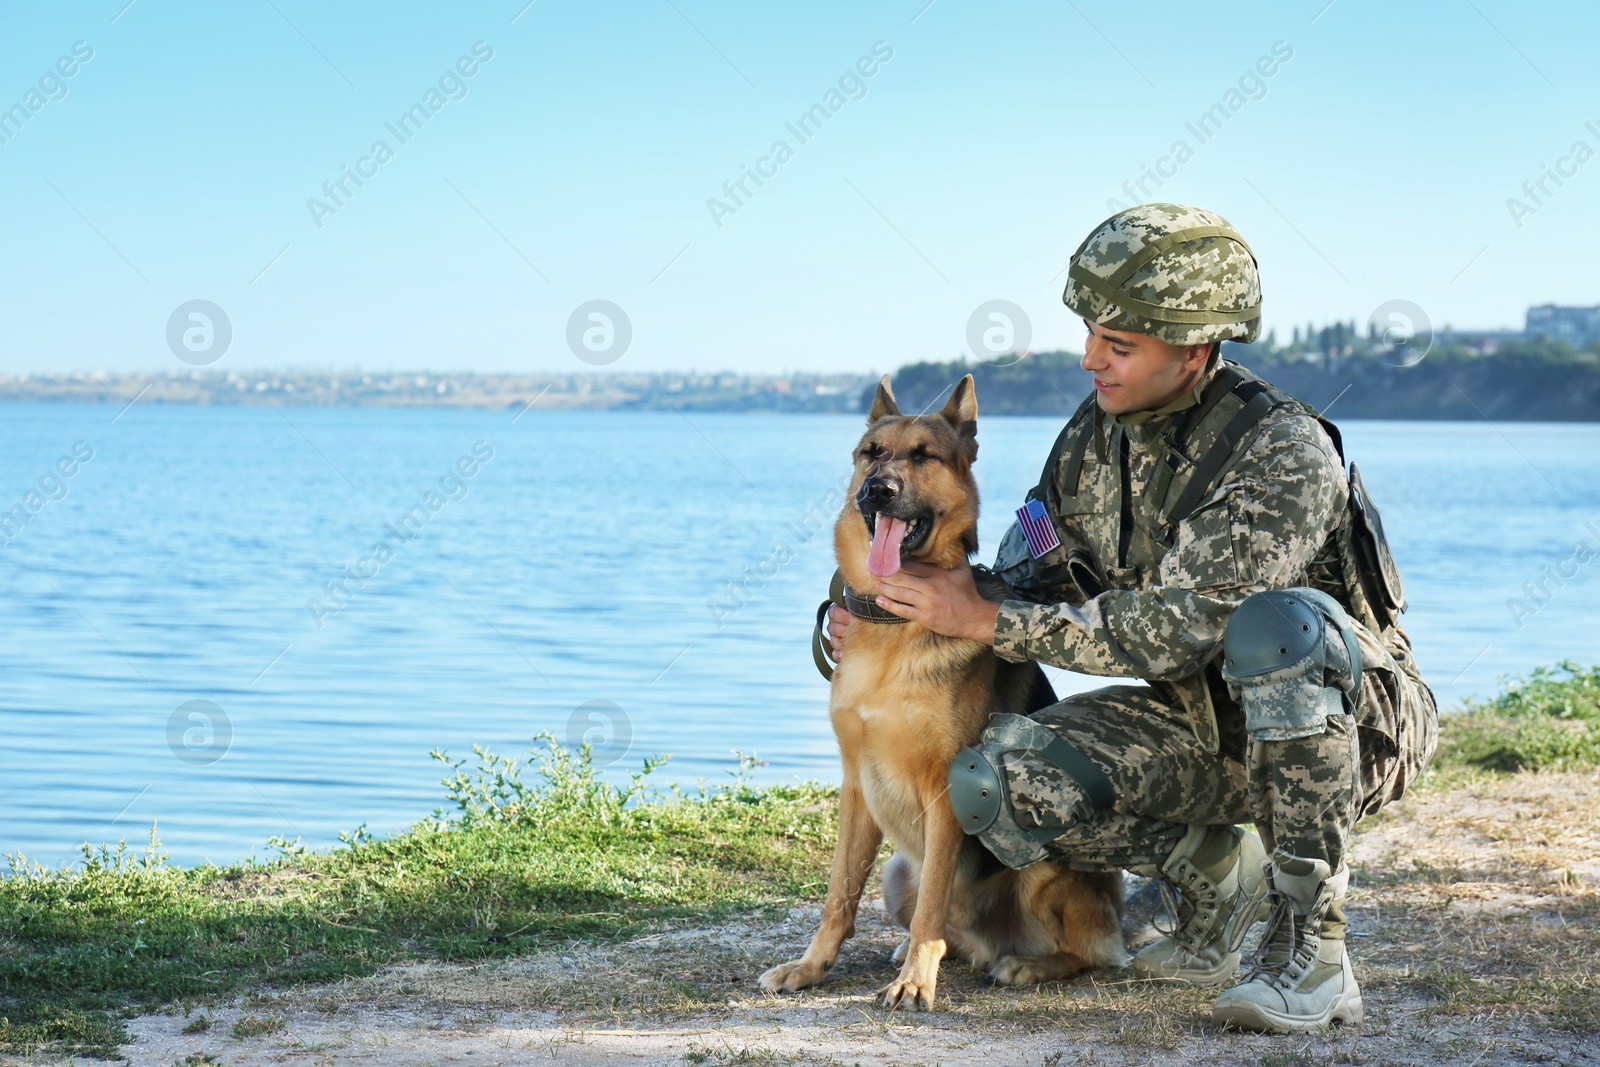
top-left (2, 0), bottom-right (1596, 375)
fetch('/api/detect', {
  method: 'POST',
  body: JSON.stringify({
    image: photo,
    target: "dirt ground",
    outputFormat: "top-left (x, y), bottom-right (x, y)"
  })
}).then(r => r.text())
top-left (24, 770), bottom-right (1600, 1067)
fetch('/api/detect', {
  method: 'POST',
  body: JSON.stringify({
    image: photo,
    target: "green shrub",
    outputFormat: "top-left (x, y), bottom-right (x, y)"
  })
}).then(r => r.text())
top-left (1436, 661), bottom-right (1600, 774)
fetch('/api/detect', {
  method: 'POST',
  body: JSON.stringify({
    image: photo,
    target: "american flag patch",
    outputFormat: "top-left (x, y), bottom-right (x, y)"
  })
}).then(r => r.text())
top-left (1015, 498), bottom-right (1061, 559)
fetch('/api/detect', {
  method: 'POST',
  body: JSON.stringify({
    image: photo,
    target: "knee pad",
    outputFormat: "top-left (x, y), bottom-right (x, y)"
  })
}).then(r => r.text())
top-left (1221, 588), bottom-right (1363, 741)
top-left (948, 713), bottom-right (1115, 870)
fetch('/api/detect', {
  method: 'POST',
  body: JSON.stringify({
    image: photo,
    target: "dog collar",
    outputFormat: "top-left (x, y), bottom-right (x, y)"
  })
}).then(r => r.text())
top-left (843, 586), bottom-right (911, 625)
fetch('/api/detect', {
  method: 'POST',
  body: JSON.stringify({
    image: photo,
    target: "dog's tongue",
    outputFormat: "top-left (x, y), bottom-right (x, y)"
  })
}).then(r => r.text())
top-left (867, 514), bottom-right (908, 578)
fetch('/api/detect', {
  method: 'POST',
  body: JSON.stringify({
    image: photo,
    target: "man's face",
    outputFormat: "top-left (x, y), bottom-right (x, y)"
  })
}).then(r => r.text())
top-left (1080, 319), bottom-right (1213, 416)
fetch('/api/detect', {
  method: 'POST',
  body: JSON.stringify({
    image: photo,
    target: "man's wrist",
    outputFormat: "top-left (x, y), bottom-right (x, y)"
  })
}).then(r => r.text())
top-left (970, 599), bottom-right (1002, 645)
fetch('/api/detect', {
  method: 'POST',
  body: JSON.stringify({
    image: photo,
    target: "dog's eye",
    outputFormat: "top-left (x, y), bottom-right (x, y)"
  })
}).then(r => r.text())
top-left (911, 445), bottom-right (939, 464)
top-left (860, 443), bottom-right (884, 460)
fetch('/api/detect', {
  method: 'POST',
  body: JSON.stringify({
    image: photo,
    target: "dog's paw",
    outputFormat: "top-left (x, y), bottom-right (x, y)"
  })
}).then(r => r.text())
top-left (759, 958), bottom-right (828, 994)
top-left (989, 954), bottom-right (1046, 986)
top-left (876, 976), bottom-right (937, 1012)
top-left (989, 951), bottom-right (1083, 986)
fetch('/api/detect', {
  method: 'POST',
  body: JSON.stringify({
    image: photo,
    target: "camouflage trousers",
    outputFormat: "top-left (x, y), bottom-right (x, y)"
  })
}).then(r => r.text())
top-left (974, 624), bottom-right (1438, 874)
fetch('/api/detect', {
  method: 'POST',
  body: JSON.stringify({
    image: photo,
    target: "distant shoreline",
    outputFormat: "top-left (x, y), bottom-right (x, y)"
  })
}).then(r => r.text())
top-left (4, 346), bottom-right (1599, 421)
top-left (0, 371), bottom-right (875, 415)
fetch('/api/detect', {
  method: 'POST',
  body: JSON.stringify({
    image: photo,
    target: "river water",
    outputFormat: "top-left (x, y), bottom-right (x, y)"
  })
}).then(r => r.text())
top-left (1, 403), bottom-right (1595, 867)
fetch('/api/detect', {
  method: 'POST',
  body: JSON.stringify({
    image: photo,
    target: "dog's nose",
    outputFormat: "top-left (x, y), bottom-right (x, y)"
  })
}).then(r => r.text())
top-left (862, 477), bottom-right (900, 509)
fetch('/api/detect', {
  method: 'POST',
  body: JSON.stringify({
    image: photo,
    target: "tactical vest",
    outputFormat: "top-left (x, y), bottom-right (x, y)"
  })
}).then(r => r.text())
top-left (1005, 359), bottom-right (1406, 753)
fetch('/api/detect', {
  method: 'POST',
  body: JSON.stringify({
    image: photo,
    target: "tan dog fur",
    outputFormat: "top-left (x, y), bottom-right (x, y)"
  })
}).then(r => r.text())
top-left (759, 374), bottom-right (1124, 1011)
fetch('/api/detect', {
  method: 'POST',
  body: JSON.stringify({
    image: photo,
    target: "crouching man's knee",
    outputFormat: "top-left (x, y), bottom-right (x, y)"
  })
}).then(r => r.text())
top-left (947, 713), bottom-right (1115, 870)
top-left (1221, 588), bottom-right (1363, 741)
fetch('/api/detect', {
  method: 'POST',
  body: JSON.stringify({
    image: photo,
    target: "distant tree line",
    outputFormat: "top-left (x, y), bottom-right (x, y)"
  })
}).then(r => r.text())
top-left (877, 334), bottom-right (1600, 421)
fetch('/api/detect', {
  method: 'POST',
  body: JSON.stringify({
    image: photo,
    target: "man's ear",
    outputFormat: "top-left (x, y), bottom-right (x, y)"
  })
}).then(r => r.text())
top-left (1186, 341), bottom-right (1219, 372)
top-left (867, 374), bottom-right (901, 423)
top-left (938, 374), bottom-right (979, 461)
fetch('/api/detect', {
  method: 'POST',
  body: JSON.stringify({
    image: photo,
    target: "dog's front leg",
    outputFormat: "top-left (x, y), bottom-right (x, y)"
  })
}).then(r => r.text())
top-left (759, 768), bottom-right (882, 994)
top-left (876, 794), bottom-right (963, 1011)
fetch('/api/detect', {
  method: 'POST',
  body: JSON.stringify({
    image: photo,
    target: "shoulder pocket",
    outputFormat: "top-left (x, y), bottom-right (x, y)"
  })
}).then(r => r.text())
top-left (1050, 482), bottom-right (1102, 517)
top-left (1162, 497), bottom-right (1243, 592)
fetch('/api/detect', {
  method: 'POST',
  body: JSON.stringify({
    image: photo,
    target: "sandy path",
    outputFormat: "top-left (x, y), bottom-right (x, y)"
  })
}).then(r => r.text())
top-left (30, 771), bottom-right (1600, 1067)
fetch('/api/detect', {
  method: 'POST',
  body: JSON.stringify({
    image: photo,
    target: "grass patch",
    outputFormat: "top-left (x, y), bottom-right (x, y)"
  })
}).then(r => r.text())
top-left (229, 1013), bottom-right (285, 1039)
top-left (0, 735), bottom-right (838, 1058)
top-left (1434, 661), bottom-right (1600, 777)
top-left (5, 665), bottom-right (1597, 1058)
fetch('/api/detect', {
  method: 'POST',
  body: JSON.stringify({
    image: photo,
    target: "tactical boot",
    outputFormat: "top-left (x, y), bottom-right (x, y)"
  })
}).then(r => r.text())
top-left (1132, 824), bottom-right (1270, 985)
top-left (1211, 853), bottom-right (1364, 1033)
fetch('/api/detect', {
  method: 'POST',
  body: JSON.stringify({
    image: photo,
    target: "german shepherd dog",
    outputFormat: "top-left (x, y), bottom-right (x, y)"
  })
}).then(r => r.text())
top-left (759, 375), bottom-right (1124, 1011)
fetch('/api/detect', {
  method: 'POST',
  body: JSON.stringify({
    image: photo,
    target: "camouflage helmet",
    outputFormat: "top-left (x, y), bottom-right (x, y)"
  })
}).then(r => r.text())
top-left (1064, 203), bottom-right (1262, 346)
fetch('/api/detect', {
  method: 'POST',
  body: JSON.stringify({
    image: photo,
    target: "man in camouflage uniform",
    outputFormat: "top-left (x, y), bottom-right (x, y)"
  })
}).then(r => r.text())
top-left (829, 203), bottom-right (1437, 1033)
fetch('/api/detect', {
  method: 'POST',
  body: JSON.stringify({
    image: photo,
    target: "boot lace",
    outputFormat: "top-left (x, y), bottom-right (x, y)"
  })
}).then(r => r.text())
top-left (1242, 894), bottom-right (1319, 988)
top-left (1145, 878), bottom-right (1187, 938)
top-left (1144, 872), bottom-right (1217, 952)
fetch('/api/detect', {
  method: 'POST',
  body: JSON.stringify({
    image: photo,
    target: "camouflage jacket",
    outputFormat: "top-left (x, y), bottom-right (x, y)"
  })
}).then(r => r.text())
top-left (989, 357), bottom-right (1351, 752)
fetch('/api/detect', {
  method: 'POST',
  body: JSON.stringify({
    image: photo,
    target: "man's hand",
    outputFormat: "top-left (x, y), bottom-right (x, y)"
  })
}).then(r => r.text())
top-left (875, 559), bottom-right (1001, 645)
top-left (825, 560), bottom-right (1003, 659)
top-left (826, 603), bottom-right (851, 660)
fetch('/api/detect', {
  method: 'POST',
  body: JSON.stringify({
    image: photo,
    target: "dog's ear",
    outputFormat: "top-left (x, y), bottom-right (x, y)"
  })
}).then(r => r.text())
top-left (939, 374), bottom-right (979, 461)
top-left (867, 374), bottom-right (901, 424)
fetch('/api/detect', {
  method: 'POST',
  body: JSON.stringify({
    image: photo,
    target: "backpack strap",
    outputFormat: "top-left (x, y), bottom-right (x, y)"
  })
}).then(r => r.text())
top-left (1060, 398), bottom-right (1099, 499)
top-left (1149, 361), bottom-right (1250, 514)
top-left (1157, 365), bottom-right (1352, 534)
top-left (1161, 377), bottom-right (1298, 527)
top-left (1029, 392), bottom-right (1099, 505)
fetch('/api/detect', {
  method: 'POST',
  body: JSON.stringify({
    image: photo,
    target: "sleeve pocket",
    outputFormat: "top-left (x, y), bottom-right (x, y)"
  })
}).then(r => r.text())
top-left (1163, 498), bottom-right (1242, 592)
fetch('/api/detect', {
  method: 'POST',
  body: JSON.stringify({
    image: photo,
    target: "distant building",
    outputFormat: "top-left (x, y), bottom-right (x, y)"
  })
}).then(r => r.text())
top-left (1440, 326), bottom-right (1523, 355)
top-left (1526, 304), bottom-right (1600, 348)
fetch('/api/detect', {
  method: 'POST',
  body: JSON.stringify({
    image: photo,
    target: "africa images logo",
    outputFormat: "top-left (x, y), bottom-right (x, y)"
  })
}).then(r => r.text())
top-left (307, 442), bottom-right (495, 628)
top-left (705, 41), bottom-right (894, 229)
top-left (1104, 40), bottom-right (1293, 213)
top-left (306, 42), bottom-right (495, 229)
top-left (0, 40), bottom-right (94, 147)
